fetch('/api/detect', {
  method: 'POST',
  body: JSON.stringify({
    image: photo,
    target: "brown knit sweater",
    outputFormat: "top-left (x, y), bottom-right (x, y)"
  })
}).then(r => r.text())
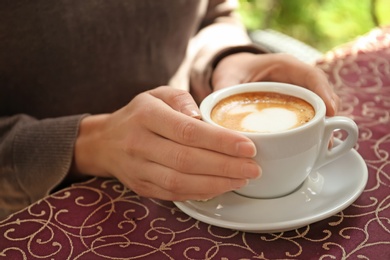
top-left (0, 0), bottom-right (266, 218)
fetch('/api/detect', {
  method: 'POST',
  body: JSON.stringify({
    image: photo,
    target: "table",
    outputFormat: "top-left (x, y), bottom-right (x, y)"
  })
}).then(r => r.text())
top-left (1, 27), bottom-right (390, 260)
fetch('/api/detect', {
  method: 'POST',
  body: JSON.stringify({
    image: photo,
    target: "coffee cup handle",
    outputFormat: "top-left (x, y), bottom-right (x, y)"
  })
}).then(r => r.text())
top-left (314, 116), bottom-right (359, 170)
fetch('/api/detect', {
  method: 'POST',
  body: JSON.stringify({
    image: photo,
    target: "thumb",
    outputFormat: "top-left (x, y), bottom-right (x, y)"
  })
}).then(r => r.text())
top-left (148, 86), bottom-right (201, 119)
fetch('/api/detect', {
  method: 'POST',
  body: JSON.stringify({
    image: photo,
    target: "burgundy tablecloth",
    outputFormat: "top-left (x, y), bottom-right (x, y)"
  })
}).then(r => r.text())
top-left (1, 27), bottom-right (390, 260)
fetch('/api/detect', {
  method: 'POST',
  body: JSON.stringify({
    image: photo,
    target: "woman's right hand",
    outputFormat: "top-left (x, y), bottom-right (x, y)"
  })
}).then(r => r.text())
top-left (72, 86), bottom-right (261, 201)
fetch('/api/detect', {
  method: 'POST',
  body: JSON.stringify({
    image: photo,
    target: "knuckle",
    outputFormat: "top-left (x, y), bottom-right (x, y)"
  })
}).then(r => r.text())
top-left (170, 89), bottom-right (191, 104)
top-left (123, 129), bottom-right (145, 157)
top-left (161, 172), bottom-right (181, 191)
top-left (138, 103), bottom-right (156, 118)
top-left (124, 135), bottom-right (138, 156)
top-left (175, 120), bottom-right (197, 143)
top-left (219, 160), bottom-right (233, 177)
top-left (172, 149), bottom-right (192, 171)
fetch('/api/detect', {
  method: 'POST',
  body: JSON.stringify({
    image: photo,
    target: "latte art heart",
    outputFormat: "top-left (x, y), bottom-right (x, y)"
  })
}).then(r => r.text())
top-left (211, 92), bottom-right (315, 133)
top-left (241, 108), bottom-right (297, 133)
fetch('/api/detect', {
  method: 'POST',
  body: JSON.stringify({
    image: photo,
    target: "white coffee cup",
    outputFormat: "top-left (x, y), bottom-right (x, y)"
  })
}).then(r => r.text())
top-left (200, 82), bottom-right (359, 199)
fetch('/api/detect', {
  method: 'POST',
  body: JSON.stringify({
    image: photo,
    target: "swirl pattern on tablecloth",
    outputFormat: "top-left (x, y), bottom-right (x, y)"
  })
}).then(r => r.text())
top-left (1, 27), bottom-right (390, 260)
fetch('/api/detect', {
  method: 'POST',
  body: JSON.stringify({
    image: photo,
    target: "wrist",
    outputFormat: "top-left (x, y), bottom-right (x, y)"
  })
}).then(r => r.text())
top-left (72, 114), bottom-right (111, 177)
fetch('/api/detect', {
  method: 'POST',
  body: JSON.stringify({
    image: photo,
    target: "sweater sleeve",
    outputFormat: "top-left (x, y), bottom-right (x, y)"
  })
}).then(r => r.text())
top-left (0, 114), bottom-right (86, 219)
top-left (189, 0), bottom-right (270, 102)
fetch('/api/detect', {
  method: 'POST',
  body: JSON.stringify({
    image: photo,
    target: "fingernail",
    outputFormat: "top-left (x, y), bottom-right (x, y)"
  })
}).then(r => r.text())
top-left (181, 104), bottom-right (201, 119)
top-left (242, 162), bottom-right (261, 179)
top-left (230, 179), bottom-right (248, 190)
top-left (236, 141), bottom-right (257, 157)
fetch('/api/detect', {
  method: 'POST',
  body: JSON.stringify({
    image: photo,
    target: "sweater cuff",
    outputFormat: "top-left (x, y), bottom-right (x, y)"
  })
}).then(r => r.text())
top-left (13, 114), bottom-right (87, 203)
top-left (211, 44), bottom-right (271, 73)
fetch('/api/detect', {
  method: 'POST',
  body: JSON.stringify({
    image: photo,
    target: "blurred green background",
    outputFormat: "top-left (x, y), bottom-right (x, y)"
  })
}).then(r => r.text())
top-left (238, 0), bottom-right (390, 52)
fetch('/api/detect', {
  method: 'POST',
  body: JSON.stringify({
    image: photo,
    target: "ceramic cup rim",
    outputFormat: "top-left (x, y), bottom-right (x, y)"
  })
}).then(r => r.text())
top-left (200, 82), bottom-right (326, 137)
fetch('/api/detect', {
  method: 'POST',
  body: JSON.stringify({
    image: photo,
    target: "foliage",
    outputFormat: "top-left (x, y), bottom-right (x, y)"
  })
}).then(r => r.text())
top-left (238, 0), bottom-right (390, 52)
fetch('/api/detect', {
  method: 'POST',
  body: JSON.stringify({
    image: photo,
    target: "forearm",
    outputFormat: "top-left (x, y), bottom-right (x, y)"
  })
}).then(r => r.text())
top-left (189, 0), bottom-right (269, 102)
top-left (0, 114), bottom-right (86, 216)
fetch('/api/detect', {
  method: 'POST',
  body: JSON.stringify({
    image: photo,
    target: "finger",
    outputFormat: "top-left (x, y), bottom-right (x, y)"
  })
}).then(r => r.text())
top-left (269, 55), bottom-right (338, 116)
top-left (132, 179), bottom-right (226, 202)
top-left (126, 129), bottom-right (261, 179)
top-left (151, 112), bottom-right (256, 158)
top-left (141, 91), bottom-right (256, 158)
top-left (107, 151), bottom-right (221, 201)
top-left (129, 161), bottom-right (248, 201)
top-left (213, 53), bottom-right (339, 117)
top-left (148, 86), bottom-right (201, 118)
top-left (299, 67), bottom-right (339, 116)
top-left (331, 92), bottom-right (341, 115)
top-left (137, 183), bottom-right (222, 202)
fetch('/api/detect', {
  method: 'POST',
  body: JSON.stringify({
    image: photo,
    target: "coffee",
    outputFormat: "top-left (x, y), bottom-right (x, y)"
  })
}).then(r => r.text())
top-left (211, 92), bottom-right (315, 133)
top-left (201, 83), bottom-right (358, 198)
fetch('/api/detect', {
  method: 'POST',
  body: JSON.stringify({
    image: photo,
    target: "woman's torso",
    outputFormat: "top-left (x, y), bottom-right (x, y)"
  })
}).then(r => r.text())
top-left (0, 0), bottom-right (204, 117)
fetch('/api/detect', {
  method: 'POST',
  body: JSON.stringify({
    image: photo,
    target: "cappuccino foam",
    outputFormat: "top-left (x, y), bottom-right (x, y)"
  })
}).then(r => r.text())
top-left (211, 92), bottom-right (315, 133)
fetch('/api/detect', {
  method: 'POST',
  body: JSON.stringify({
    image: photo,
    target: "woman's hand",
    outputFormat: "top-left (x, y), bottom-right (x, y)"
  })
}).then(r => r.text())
top-left (72, 86), bottom-right (261, 201)
top-left (212, 52), bottom-right (340, 116)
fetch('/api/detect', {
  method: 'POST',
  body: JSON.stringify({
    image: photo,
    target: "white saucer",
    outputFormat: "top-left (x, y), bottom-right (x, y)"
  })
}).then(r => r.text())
top-left (174, 142), bottom-right (368, 233)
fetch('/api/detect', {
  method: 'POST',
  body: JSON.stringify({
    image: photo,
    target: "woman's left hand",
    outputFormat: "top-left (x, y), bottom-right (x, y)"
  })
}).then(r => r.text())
top-left (212, 52), bottom-right (339, 116)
